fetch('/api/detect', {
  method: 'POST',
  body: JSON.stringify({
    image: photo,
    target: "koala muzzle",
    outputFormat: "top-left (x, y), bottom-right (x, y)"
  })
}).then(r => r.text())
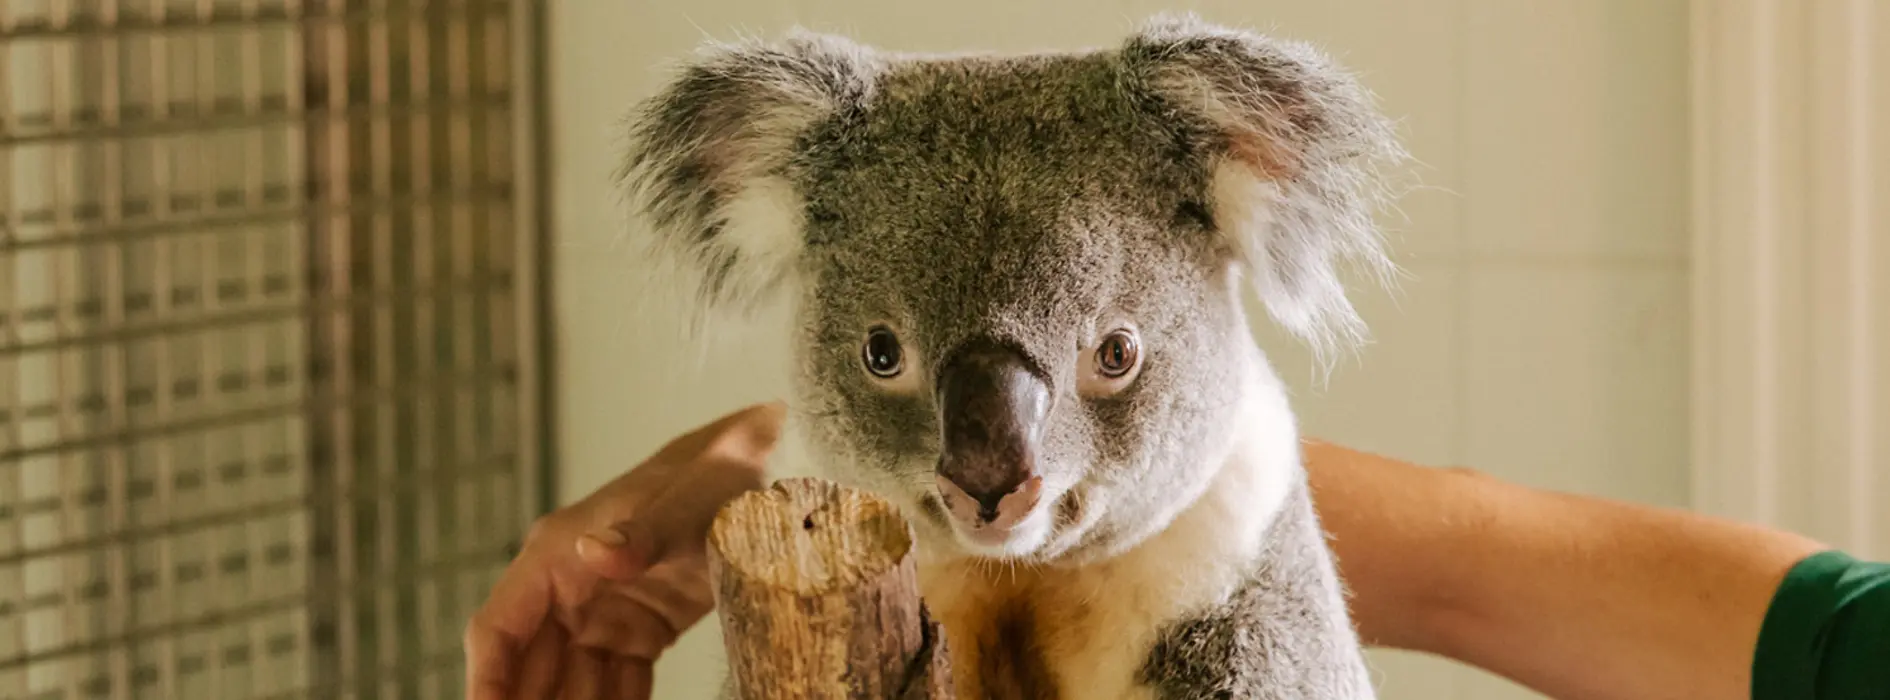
top-left (934, 340), bottom-right (1050, 530)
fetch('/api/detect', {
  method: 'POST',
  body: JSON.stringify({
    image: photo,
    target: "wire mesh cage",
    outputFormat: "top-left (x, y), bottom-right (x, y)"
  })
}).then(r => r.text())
top-left (0, 0), bottom-right (548, 697)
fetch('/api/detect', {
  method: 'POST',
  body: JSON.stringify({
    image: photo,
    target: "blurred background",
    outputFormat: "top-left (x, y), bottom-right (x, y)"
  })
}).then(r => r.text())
top-left (2, 0), bottom-right (1885, 699)
top-left (3, 1), bottom-right (545, 698)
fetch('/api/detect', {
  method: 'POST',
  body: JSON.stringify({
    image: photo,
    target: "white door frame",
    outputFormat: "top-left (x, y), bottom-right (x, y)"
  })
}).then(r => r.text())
top-left (1688, 0), bottom-right (1884, 557)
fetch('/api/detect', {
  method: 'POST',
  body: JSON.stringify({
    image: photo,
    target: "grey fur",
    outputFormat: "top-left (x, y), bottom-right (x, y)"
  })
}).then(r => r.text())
top-left (1139, 479), bottom-right (1375, 699)
top-left (620, 12), bottom-right (1404, 698)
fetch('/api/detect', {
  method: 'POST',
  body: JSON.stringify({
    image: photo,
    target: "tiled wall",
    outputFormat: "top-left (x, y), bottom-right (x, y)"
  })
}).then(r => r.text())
top-left (548, 1), bottom-right (1693, 698)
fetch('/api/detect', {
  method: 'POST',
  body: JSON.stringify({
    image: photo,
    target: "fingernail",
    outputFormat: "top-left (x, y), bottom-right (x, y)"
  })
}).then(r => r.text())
top-left (583, 528), bottom-right (626, 548)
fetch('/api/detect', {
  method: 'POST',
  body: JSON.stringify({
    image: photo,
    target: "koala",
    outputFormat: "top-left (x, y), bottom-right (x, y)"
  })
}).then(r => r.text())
top-left (619, 13), bottom-right (1408, 700)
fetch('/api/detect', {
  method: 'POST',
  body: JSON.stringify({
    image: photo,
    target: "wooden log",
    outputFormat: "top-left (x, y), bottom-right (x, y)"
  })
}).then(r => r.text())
top-left (707, 477), bottom-right (954, 700)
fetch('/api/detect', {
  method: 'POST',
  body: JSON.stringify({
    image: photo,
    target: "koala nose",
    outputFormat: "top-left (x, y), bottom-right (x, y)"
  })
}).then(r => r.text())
top-left (934, 339), bottom-right (1050, 529)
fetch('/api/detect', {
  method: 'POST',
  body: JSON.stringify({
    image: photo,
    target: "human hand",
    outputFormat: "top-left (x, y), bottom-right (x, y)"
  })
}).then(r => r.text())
top-left (463, 402), bottom-right (786, 699)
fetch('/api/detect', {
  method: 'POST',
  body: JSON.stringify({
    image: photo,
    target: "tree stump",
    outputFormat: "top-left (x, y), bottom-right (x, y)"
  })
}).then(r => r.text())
top-left (707, 477), bottom-right (954, 700)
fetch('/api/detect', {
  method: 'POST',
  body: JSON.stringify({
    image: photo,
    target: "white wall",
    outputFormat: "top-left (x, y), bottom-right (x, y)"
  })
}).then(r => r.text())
top-left (547, 2), bottom-right (1692, 698)
top-left (1689, 0), bottom-right (1890, 562)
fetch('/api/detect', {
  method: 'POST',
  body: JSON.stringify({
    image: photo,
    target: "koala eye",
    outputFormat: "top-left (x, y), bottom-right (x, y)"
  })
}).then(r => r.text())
top-left (1096, 330), bottom-right (1140, 378)
top-left (861, 326), bottom-right (905, 378)
top-left (1078, 325), bottom-right (1143, 398)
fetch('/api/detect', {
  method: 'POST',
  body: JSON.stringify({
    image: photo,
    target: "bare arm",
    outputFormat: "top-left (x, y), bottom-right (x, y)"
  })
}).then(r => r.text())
top-left (466, 407), bottom-right (1834, 700)
top-left (1302, 439), bottom-right (1827, 700)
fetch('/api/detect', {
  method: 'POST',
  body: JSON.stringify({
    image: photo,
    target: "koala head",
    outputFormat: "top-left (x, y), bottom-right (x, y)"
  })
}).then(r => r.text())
top-left (619, 14), bottom-right (1406, 565)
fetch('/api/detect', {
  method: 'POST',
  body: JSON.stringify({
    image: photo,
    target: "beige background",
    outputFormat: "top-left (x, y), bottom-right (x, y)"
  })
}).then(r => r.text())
top-left (547, 1), bottom-right (1692, 698)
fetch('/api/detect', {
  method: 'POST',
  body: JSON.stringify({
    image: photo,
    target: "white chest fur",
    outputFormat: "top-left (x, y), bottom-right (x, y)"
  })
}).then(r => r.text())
top-left (916, 408), bottom-right (1299, 700)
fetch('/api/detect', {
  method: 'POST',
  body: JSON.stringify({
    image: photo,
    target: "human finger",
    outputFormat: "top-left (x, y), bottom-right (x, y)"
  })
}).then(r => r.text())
top-left (575, 521), bottom-right (659, 584)
top-left (463, 618), bottom-right (516, 700)
top-left (557, 646), bottom-right (607, 700)
top-left (580, 448), bottom-right (766, 583)
top-left (463, 562), bottom-right (553, 700)
top-left (512, 622), bottom-right (569, 700)
top-left (612, 659), bottom-right (655, 700)
top-left (574, 402), bottom-right (782, 582)
top-left (566, 591), bottom-right (686, 660)
top-left (649, 400), bottom-right (788, 466)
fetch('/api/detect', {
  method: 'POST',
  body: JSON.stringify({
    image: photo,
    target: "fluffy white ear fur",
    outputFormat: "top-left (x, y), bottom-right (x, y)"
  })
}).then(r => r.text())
top-left (692, 176), bottom-right (808, 316)
top-left (1129, 13), bottom-right (1410, 366)
top-left (623, 17), bottom-right (1409, 360)
top-left (1207, 161), bottom-right (1375, 362)
top-left (617, 30), bottom-right (881, 335)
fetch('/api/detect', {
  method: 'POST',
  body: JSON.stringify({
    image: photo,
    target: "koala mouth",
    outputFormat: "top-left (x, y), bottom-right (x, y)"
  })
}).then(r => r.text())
top-left (935, 472), bottom-right (1044, 546)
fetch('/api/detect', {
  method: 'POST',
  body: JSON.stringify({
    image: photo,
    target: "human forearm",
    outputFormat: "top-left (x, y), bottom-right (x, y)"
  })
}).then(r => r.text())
top-left (1302, 440), bottom-right (1827, 700)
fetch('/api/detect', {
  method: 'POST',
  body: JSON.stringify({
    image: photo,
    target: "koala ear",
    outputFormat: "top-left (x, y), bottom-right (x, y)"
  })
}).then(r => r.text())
top-left (1121, 13), bottom-right (1409, 361)
top-left (618, 29), bottom-right (881, 325)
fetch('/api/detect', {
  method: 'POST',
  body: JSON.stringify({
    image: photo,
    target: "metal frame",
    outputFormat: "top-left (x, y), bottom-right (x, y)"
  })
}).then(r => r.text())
top-left (0, 0), bottom-right (552, 696)
top-left (510, 0), bottom-right (552, 538)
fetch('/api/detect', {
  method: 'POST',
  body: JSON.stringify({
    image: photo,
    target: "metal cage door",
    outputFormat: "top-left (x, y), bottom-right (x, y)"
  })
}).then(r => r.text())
top-left (0, 1), bottom-right (549, 697)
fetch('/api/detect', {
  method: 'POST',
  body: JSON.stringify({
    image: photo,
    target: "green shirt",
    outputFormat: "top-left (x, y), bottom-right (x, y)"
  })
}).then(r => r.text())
top-left (1752, 549), bottom-right (1890, 700)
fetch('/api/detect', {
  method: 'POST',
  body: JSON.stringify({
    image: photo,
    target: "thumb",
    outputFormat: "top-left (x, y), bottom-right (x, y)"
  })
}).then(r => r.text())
top-left (576, 521), bottom-right (661, 583)
top-left (572, 402), bottom-right (781, 584)
top-left (575, 460), bottom-right (763, 584)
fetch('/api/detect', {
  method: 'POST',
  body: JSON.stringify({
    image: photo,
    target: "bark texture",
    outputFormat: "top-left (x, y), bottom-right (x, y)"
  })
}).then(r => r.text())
top-left (708, 477), bottom-right (953, 700)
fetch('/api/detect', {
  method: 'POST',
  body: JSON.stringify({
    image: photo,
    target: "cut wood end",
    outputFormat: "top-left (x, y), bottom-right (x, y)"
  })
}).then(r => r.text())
top-left (707, 477), bottom-right (915, 595)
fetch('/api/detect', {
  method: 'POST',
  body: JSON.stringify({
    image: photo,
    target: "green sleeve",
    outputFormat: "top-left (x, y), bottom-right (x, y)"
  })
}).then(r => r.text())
top-left (1751, 549), bottom-right (1890, 700)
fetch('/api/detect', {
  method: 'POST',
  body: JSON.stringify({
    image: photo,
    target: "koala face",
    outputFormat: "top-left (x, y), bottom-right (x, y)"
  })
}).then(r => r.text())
top-left (786, 56), bottom-right (1258, 563)
top-left (621, 14), bottom-right (1404, 565)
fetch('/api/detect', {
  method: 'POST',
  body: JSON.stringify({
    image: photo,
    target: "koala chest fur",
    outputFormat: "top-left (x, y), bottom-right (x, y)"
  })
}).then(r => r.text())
top-left (622, 11), bottom-right (1407, 700)
top-left (765, 367), bottom-right (1375, 700)
top-left (913, 395), bottom-right (1356, 700)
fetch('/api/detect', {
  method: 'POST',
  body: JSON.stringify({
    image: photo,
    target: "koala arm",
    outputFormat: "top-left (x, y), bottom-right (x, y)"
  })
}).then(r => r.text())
top-left (1302, 440), bottom-right (1829, 700)
top-left (1137, 477), bottom-right (1377, 700)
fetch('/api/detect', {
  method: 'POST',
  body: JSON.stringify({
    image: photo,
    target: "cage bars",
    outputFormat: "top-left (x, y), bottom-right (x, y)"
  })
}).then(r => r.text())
top-left (0, 0), bottom-right (546, 696)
